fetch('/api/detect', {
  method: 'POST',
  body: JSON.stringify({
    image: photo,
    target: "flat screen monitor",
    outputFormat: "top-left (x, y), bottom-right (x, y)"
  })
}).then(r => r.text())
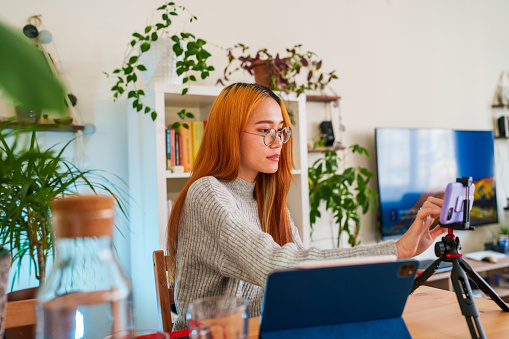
top-left (375, 128), bottom-right (498, 240)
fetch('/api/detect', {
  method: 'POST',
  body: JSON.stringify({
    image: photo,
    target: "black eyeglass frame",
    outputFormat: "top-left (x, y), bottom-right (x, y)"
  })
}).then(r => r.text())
top-left (243, 127), bottom-right (292, 146)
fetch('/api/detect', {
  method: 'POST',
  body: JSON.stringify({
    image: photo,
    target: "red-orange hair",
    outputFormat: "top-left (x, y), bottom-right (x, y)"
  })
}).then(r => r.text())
top-left (166, 83), bottom-right (295, 282)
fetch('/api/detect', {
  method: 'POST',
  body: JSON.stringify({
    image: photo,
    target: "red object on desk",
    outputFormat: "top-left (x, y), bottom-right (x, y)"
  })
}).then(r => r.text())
top-left (168, 329), bottom-right (190, 338)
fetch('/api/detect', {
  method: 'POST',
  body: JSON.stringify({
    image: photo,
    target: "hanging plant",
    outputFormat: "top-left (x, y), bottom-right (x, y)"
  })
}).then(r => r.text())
top-left (105, 1), bottom-right (214, 127)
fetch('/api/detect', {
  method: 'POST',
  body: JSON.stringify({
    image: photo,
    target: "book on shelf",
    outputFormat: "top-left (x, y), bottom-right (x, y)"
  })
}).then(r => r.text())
top-left (192, 121), bottom-right (204, 163)
top-left (165, 129), bottom-right (172, 169)
top-left (170, 129), bottom-right (176, 167)
top-left (174, 132), bottom-right (181, 166)
top-left (179, 122), bottom-right (193, 172)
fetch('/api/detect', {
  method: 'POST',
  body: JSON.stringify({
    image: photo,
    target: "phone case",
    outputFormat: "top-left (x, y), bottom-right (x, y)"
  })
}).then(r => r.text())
top-left (439, 182), bottom-right (475, 225)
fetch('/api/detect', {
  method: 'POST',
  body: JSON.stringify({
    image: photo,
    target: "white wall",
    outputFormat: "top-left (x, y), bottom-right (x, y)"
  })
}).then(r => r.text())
top-left (2, 0), bottom-right (509, 329)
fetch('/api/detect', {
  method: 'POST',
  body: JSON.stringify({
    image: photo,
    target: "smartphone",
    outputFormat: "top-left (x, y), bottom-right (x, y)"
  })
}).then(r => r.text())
top-left (439, 181), bottom-right (475, 227)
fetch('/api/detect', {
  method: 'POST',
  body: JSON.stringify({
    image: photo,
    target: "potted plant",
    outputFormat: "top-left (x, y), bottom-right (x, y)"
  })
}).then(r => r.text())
top-left (218, 43), bottom-right (338, 97)
top-left (0, 122), bottom-right (129, 286)
top-left (308, 144), bottom-right (378, 248)
top-left (499, 226), bottom-right (509, 249)
top-left (0, 18), bottom-right (70, 335)
top-left (105, 1), bottom-right (215, 127)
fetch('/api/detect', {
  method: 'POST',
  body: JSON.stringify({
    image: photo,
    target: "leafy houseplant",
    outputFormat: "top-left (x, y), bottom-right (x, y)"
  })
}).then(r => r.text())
top-left (106, 1), bottom-right (214, 127)
top-left (0, 122), bottom-right (128, 285)
top-left (308, 145), bottom-right (378, 248)
top-left (218, 43), bottom-right (338, 97)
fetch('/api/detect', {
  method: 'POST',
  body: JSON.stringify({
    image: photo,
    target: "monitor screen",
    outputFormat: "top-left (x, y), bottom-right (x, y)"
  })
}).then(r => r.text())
top-left (375, 128), bottom-right (498, 240)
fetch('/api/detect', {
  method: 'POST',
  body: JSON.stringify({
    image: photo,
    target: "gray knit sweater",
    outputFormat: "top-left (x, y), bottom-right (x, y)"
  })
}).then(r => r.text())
top-left (173, 176), bottom-right (397, 330)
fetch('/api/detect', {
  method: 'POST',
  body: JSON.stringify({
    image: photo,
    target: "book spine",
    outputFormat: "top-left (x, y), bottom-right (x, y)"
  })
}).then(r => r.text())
top-left (170, 129), bottom-right (176, 167)
top-left (174, 132), bottom-right (180, 166)
top-left (179, 122), bottom-right (193, 172)
top-left (166, 129), bottom-right (171, 169)
top-left (192, 121), bottom-right (204, 163)
top-left (178, 133), bottom-right (183, 167)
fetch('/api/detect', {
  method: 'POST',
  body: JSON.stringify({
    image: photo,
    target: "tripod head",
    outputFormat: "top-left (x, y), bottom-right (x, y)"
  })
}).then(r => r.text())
top-left (439, 177), bottom-right (475, 231)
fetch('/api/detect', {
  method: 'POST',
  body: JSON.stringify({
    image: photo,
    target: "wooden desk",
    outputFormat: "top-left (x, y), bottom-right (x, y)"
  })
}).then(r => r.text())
top-left (247, 286), bottom-right (509, 338)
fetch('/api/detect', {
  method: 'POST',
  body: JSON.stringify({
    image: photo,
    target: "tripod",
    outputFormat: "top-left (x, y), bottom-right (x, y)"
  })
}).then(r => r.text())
top-left (412, 178), bottom-right (509, 339)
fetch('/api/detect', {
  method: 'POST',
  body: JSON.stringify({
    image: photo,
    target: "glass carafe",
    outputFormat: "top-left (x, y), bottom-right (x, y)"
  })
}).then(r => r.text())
top-left (36, 195), bottom-right (131, 339)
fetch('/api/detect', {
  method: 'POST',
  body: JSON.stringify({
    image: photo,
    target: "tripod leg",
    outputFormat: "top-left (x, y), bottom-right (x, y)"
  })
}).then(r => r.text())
top-left (459, 258), bottom-right (509, 312)
top-left (450, 260), bottom-right (486, 339)
top-left (411, 258), bottom-right (442, 293)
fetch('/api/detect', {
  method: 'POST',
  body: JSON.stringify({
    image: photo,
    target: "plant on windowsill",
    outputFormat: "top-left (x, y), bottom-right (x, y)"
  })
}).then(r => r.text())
top-left (308, 143), bottom-right (378, 248)
top-left (105, 1), bottom-right (215, 128)
top-left (217, 43), bottom-right (338, 97)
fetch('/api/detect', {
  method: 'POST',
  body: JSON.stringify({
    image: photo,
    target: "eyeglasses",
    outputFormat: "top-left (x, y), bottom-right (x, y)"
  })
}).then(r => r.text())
top-left (243, 127), bottom-right (292, 146)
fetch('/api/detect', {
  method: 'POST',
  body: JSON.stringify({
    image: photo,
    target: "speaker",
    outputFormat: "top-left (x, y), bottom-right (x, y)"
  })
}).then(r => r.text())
top-left (319, 121), bottom-right (335, 146)
top-left (498, 116), bottom-right (508, 138)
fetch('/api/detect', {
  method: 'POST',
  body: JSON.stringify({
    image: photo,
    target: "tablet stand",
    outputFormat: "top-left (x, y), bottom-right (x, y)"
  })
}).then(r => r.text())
top-left (411, 178), bottom-right (509, 339)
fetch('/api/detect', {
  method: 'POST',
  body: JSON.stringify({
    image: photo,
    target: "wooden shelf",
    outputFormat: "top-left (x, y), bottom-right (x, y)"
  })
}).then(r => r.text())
top-left (1, 121), bottom-right (84, 132)
top-left (306, 95), bottom-right (341, 103)
top-left (307, 145), bottom-right (345, 152)
top-left (492, 104), bottom-right (509, 108)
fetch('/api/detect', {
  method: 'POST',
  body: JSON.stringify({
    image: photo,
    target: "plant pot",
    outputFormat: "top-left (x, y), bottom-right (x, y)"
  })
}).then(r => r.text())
top-left (138, 38), bottom-right (183, 85)
top-left (499, 234), bottom-right (509, 247)
top-left (5, 287), bottom-right (37, 339)
top-left (14, 105), bottom-right (42, 124)
top-left (0, 248), bottom-right (11, 337)
top-left (251, 59), bottom-right (272, 88)
top-left (251, 59), bottom-right (286, 91)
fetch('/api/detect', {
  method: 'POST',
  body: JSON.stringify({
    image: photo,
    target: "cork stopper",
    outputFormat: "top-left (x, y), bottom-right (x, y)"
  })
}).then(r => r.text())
top-left (51, 195), bottom-right (115, 238)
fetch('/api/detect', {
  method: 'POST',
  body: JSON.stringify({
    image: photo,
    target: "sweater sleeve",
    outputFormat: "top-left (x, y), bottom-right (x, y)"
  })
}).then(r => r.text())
top-left (186, 178), bottom-right (398, 288)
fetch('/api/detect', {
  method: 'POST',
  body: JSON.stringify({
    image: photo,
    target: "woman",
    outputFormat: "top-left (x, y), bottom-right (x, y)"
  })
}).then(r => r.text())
top-left (167, 83), bottom-right (445, 330)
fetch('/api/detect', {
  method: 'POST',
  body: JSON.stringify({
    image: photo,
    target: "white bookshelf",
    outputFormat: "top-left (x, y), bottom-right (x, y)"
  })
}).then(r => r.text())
top-left (126, 84), bottom-right (309, 330)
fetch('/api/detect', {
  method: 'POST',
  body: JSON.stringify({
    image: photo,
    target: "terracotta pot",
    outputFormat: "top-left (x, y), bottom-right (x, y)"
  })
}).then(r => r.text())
top-left (251, 59), bottom-right (272, 88)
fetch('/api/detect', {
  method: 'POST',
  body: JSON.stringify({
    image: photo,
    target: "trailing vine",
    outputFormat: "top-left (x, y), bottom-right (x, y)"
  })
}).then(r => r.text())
top-left (105, 1), bottom-right (214, 127)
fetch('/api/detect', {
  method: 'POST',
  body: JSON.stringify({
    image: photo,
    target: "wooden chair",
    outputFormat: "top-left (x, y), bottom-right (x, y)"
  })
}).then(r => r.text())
top-left (153, 250), bottom-right (175, 333)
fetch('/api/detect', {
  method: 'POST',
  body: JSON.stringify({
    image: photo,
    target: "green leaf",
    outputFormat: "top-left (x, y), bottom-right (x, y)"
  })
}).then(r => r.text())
top-left (151, 111), bottom-right (157, 121)
top-left (151, 32), bottom-right (158, 41)
top-left (171, 122), bottom-right (181, 129)
top-left (185, 112), bottom-right (194, 118)
top-left (137, 65), bottom-right (147, 71)
top-left (182, 87), bottom-right (189, 95)
top-left (0, 21), bottom-right (67, 115)
top-left (140, 42), bottom-right (151, 53)
top-left (128, 56), bottom-right (138, 64)
top-left (145, 26), bottom-right (152, 34)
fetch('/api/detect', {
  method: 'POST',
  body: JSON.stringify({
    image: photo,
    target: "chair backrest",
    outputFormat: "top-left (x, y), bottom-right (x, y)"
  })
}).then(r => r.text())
top-left (153, 250), bottom-right (175, 333)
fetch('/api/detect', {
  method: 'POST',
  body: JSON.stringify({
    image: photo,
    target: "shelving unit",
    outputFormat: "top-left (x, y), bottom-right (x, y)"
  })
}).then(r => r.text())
top-left (126, 84), bottom-right (310, 329)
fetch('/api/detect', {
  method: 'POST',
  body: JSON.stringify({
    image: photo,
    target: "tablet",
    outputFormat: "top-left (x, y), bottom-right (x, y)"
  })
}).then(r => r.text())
top-left (259, 259), bottom-right (418, 339)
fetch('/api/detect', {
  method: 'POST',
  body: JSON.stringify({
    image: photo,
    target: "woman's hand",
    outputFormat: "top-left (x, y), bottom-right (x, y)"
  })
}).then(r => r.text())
top-left (395, 197), bottom-right (447, 258)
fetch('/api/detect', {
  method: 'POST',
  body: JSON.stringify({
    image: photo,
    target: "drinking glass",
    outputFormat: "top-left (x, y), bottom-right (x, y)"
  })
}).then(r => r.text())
top-left (187, 296), bottom-right (248, 339)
